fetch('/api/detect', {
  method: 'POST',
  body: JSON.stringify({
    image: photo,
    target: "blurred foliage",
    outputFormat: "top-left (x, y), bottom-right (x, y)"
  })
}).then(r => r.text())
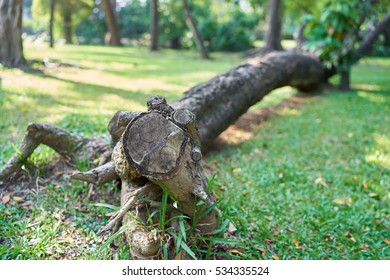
top-left (303, 0), bottom-right (389, 72)
top-left (29, 0), bottom-right (259, 52)
top-left (24, 0), bottom-right (390, 55)
top-left (158, 0), bottom-right (259, 51)
top-left (31, 0), bottom-right (93, 43)
top-left (200, 2), bottom-right (259, 51)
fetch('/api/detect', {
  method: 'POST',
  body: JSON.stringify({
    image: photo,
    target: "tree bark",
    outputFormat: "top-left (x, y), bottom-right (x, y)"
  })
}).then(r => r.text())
top-left (172, 52), bottom-right (324, 149)
top-left (150, 0), bottom-right (159, 51)
top-left (182, 0), bottom-right (210, 59)
top-left (263, 0), bottom-right (284, 53)
top-left (49, 0), bottom-right (56, 48)
top-left (0, 0), bottom-right (27, 68)
top-left (107, 99), bottom-right (220, 259)
top-left (63, 6), bottom-right (72, 44)
top-left (101, 0), bottom-right (122, 46)
top-left (339, 69), bottom-right (351, 91)
top-left (383, 24), bottom-right (390, 48)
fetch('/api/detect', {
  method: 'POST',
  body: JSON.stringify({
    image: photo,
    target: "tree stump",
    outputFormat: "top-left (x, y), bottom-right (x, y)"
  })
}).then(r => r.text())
top-left (110, 96), bottom-right (219, 259)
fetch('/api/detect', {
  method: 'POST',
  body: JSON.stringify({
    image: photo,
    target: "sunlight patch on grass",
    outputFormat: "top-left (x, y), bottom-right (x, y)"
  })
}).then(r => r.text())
top-left (97, 94), bottom-right (146, 112)
top-left (357, 91), bottom-right (388, 104)
top-left (250, 86), bottom-right (297, 110)
top-left (366, 134), bottom-right (390, 169)
top-left (354, 84), bottom-right (382, 91)
top-left (281, 108), bottom-right (300, 116)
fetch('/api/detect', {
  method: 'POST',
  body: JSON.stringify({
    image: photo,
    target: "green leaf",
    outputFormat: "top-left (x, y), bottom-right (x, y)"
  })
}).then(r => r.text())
top-left (159, 190), bottom-right (169, 229)
top-left (99, 223), bottom-right (135, 252)
top-left (196, 200), bottom-right (205, 206)
top-left (211, 219), bottom-right (230, 235)
top-left (11, 143), bottom-right (24, 161)
top-left (162, 239), bottom-right (169, 260)
top-left (176, 231), bottom-right (182, 255)
top-left (165, 215), bottom-right (190, 225)
top-left (199, 200), bottom-right (221, 220)
top-left (94, 203), bottom-right (120, 211)
top-left (179, 217), bottom-right (187, 242)
top-left (206, 173), bottom-right (217, 195)
top-left (180, 242), bottom-right (197, 260)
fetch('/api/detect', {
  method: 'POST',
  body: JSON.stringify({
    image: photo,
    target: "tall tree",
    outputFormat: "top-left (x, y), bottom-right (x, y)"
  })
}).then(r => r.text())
top-left (101, 0), bottom-right (122, 46)
top-left (263, 0), bottom-right (284, 52)
top-left (49, 0), bottom-right (56, 48)
top-left (0, 0), bottom-right (26, 68)
top-left (63, 4), bottom-right (72, 44)
top-left (182, 0), bottom-right (209, 59)
top-left (32, 0), bottom-right (92, 45)
top-left (150, 0), bottom-right (159, 51)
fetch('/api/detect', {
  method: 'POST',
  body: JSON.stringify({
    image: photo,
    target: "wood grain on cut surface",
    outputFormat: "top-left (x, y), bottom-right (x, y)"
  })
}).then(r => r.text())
top-left (123, 112), bottom-right (188, 179)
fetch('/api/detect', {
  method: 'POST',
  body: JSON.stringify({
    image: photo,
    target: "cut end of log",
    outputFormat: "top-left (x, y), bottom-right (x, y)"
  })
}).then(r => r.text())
top-left (123, 112), bottom-right (188, 180)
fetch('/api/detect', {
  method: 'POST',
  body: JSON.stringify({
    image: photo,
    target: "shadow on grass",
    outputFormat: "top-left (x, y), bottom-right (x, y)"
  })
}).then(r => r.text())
top-left (27, 70), bottom-right (152, 106)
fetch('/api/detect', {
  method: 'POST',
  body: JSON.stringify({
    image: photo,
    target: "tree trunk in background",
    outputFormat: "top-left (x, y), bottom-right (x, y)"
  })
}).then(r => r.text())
top-left (49, 0), bottom-right (56, 48)
top-left (383, 25), bottom-right (390, 48)
top-left (170, 36), bottom-right (182, 49)
top-left (102, 0), bottom-right (122, 46)
top-left (339, 69), bottom-right (351, 91)
top-left (293, 21), bottom-right (307, 51)
top-left (150, 0), bottom-right (159, 51)
top-left (263, 0), bottom-right (284, 53)
top-left (182, 0), bottom-right (210, 59)
top-left (0, 0), bottom-right (26, 68)
top-left (63, 7), bottom-right (72, 44)
top-left (335, 11), bottom-right (390, 91)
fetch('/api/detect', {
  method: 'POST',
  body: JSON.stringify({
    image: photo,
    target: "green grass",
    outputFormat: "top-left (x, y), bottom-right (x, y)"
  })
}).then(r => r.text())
top-left (209, 57), bottom-right (390, 259)
top-left (0, 44), bottom-right (389, 259)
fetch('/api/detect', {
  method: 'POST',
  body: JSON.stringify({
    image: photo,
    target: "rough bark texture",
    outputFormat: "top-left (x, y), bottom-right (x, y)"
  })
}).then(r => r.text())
top-left (150, 0), bottom-right (159, 51)
top-left (172, 52), bottom-right (325, 149)
top-left (263, 0), bottom-right (284, 52)
top-left (106, 96), bottom-right (219, 259)
top-left (0, 0), bottom-right (26, 68)
top-left (183, 0), bottom-right (209, 59)
top-left (102, 0), bottom-right (121, 46)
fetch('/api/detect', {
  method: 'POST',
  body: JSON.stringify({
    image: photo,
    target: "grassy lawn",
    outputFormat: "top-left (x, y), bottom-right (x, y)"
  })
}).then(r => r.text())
top-left (0, 44), bottom-right (389, 259)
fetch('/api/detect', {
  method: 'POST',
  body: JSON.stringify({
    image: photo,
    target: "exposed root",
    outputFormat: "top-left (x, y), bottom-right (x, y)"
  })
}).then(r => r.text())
top-left (70, 161), bottom-right (118, 186)
top-left (0, 122), bottom-right (111, 186)
top-left (0, 123), bottom-right (81, 183)
top-left (99, 183), bottom-right (158, 234)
